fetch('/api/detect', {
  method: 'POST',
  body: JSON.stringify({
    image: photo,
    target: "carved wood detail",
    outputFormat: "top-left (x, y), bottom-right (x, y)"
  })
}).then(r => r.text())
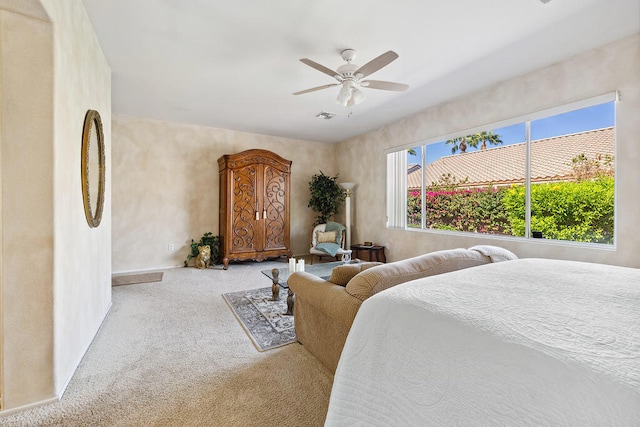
top-left (230, 165), bottom-right (257, 252)
top-left (263, 165), bottom-right (287, 251)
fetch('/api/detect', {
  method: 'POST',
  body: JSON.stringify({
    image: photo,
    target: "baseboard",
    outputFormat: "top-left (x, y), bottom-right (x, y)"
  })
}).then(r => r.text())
top-left (0, 396), bottom-right (58, 417)
top-left (113, 257), bottom-right (299, 276)
top-left (112, 265), bottom-right (181, 275)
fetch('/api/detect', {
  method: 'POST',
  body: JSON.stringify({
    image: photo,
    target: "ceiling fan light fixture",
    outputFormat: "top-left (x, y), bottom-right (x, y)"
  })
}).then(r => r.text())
top-left (350, 87), bottom-right (365, 105)
top-left (337, 81), bottom-right (353, 106)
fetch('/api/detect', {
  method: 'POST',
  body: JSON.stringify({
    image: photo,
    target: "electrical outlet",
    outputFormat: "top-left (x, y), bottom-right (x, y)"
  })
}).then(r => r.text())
top-left (168, 243), bottom-right (174, 252)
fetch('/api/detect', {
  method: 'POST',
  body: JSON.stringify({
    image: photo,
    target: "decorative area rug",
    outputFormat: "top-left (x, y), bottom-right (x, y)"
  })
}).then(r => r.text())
top-left (112, 272), bottom-right (164, 287)
top-left (222, 287), bottom-right (295, 351)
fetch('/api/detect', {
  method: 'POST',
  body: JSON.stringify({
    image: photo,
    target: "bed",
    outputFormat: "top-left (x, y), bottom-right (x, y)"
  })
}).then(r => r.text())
top-left (325, 258), bottom-right (640, 426)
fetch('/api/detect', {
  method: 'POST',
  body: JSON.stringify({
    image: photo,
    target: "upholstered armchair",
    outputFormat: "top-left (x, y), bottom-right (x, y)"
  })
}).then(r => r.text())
top-left (309, 223), bottom-right (350, 263)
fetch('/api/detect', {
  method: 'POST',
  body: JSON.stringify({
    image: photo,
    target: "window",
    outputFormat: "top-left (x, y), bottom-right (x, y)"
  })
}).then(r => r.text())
top-left (386, 94), bottom-right (616, 245)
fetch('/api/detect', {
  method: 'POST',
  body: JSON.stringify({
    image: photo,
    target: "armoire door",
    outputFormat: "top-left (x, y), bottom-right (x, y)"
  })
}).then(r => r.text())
top-left (262, 163), bottom-right (289, 251)
top-left (229, 162), bottom-right (260, 254)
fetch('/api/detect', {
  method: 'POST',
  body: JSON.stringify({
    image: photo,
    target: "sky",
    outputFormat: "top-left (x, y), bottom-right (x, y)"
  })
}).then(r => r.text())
top-left (408, 101), bottom-right (615, 165)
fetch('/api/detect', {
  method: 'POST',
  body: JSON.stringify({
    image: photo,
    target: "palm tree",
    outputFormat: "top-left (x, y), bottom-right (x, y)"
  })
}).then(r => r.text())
top-left (446, 131), bottom-right (503, 154)
top-left (474, 131), bottom-right (503, 150)
top-left (446, 136), bottom-right (471, 154)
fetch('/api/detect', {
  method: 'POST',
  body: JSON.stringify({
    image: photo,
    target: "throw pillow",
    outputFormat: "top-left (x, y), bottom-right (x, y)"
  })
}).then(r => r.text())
top-left (468, 245), bottom-right (518, 262)
top-left (329, 262), bottom-right (383, 286)
top-left (317, 230), bottom-right (337, 244)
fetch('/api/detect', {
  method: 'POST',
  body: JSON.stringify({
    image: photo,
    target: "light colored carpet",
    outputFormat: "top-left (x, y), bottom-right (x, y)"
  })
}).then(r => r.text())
top-left (2, 261), bottom-right (333, 426)
top-left (112, 271), bottom-right (164, 286)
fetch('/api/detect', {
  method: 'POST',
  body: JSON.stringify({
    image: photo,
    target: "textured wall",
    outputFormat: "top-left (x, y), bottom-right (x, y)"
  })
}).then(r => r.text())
top-left (112, 115), bottom-right (336, 273)
top-left (0, 7), bottom-right (55, 409)
top-left (40, 0), bottom-right (112, 398)
top-left (0, 0), bottom-right (112, 411)
top-left (337, 35), bottom-right (640, 268)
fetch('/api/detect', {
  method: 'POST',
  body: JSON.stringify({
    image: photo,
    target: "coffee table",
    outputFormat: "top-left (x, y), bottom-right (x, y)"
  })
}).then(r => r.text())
top-left (261, 261), bottom-right (344, 315)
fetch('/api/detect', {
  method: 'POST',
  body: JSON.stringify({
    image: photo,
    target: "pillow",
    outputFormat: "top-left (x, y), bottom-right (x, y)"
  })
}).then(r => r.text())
top-left (317, 231), bottom-right (337, 244)
top-left (329, 262), bottom-right (383, 286)
top-left (468, 245), bottom-right (518, 262)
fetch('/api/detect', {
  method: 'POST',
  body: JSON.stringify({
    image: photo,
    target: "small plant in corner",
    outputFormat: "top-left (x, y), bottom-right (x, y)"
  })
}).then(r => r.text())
top-left (308, 171), bottom-right (346, 226)
top-left (184, 232), bottom-right (221, 267)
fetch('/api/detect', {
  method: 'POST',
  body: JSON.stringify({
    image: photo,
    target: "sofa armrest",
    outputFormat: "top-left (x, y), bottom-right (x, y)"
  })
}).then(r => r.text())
top-left (288, 272), bottom-right (363, 327)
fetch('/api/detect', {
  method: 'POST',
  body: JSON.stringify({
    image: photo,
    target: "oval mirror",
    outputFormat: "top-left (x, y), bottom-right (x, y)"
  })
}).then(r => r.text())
top-left (81, 109), bottom-right (105, 228)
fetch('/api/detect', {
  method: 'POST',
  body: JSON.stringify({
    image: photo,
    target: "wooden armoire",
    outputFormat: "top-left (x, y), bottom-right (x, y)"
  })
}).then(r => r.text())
top-left (218, 149), bottom-right (292, 269)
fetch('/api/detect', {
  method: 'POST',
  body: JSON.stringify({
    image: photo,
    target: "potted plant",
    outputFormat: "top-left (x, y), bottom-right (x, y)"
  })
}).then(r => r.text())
top-left (308, 171), bottom-right (346, 226)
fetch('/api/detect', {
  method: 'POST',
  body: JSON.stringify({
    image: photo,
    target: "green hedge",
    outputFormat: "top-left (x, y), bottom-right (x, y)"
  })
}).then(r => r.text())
top-left (502, 177), bottom-right (614, 244)
top-left (408, 177), bottom-right (614, 244)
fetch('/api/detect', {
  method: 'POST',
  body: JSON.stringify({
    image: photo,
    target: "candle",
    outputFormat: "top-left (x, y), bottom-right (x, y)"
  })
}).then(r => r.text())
top-left (289, 258), bottom-right (296, 275)
top-left (296, 259), bottom-right (305, 272)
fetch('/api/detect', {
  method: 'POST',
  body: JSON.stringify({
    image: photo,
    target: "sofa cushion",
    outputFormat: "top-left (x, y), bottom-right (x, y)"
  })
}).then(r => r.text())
top-left (345, 248), bottom-right (492, 302)
top-left (329, 262), bottom-right (383, 286)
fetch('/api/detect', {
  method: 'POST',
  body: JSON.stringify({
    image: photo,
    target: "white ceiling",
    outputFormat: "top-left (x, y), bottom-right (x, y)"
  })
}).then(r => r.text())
top-left (82, 0), bottom-right (639, 143)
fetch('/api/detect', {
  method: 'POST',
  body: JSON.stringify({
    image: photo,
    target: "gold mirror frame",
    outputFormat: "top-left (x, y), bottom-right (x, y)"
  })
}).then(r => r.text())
top-left (81, 109), bottom-right (105, 228)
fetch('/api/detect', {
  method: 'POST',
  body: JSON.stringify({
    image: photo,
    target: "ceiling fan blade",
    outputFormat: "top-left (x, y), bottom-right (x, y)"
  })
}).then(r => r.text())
top-left (299, 58), bottom-right (340, 79)
top-left (293, 83), bottom-right (340, 95)
top-left (362, 80), bottom-right (409, 91)
top-left (355, 51), bottom-right (399, 78)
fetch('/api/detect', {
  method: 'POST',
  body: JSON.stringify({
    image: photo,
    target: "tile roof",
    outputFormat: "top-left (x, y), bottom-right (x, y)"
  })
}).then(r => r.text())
top-left (407, 163), bottom-right (421, 174)
top-left (408, 127), bottom-right (614, 190)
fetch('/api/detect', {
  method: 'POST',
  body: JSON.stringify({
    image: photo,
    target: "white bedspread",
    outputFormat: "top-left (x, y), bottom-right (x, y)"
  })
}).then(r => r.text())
top-left (326, 258), bottom-right (640, 426)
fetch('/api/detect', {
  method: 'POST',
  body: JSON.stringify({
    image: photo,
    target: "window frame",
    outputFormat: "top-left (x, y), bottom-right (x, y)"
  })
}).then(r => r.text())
top-left (385, 92), bottom-right (618, 248)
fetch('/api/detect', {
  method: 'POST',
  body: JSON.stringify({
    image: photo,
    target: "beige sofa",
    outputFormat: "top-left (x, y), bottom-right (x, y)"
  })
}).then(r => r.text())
top-left (287, 246), bottom-right (517, 373)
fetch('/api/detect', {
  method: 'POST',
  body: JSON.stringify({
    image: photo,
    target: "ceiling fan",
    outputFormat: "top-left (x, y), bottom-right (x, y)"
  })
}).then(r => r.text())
top-left (294, 49), bottom-right (409, 107)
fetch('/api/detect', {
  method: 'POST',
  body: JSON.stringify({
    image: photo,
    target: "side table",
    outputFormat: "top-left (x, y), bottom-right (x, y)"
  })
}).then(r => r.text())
top-left (350, 244), bottom-right (386, 263)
